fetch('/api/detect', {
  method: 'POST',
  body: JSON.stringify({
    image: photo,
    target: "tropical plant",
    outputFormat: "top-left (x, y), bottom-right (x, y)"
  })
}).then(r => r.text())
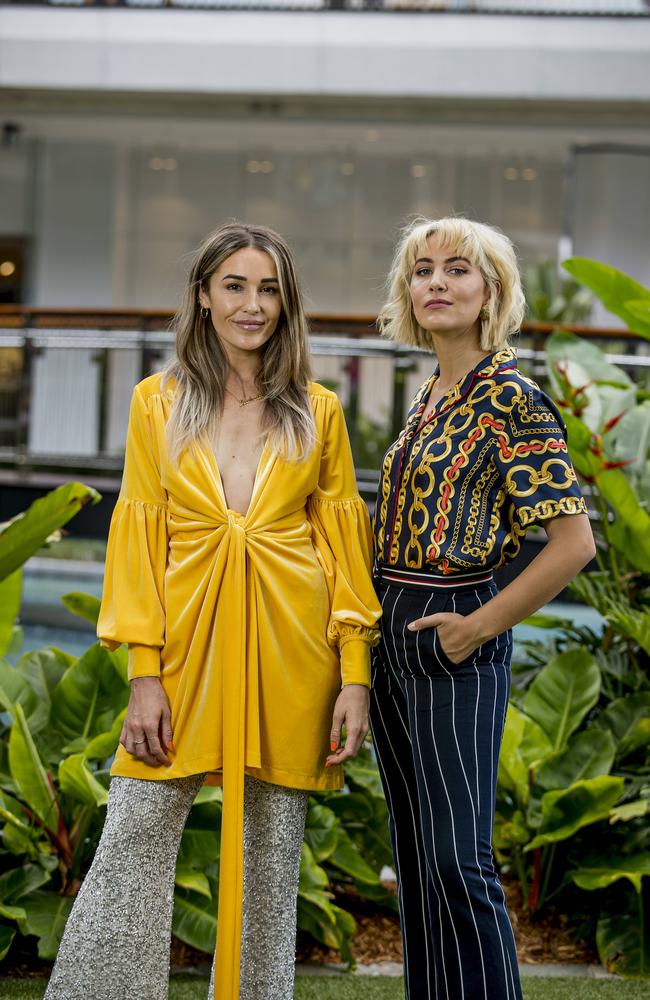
top-left (0, 489), bottom-right (394, 969)
top-left (494, 259), bottom-right (650, 978)
top-left (524, 260), bottom-right (593, 325)
top-left (0, 483), bottom-right (100, 659)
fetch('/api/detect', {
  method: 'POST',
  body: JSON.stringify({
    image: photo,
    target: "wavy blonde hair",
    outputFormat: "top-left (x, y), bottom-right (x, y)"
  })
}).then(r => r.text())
top-left (378, 216), bottom-right (526, 352)
top-left (164, 222), bottom-right (315, 462)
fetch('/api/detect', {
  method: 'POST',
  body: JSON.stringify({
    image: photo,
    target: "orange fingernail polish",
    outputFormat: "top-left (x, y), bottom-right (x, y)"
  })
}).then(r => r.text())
top-left (330, 741), bottom-right (337, 752)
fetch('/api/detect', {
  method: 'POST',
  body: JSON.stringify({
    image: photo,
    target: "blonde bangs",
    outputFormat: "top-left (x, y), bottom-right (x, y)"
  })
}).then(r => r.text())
top-left (378, 216), bottom-right (525, 353)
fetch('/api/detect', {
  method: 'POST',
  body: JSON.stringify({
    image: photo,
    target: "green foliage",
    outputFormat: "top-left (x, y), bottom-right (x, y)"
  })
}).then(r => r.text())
top-left (525, 260), bottom-right (593, 325)
top-left (0, 483), bottom-right (100, 584)
top-left (0, 485), bottom-right (394, 971)
top-left (494, 259), bottom-right (650, 977)
top-left (563, 258), bottom-right (650, 338)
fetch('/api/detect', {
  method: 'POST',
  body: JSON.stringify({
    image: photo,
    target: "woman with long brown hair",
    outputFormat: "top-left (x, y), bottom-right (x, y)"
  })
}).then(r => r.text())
top-left (45, 222), bottom-right (381, 1000)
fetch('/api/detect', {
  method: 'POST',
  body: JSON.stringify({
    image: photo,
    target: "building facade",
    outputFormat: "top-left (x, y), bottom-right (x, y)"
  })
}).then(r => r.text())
top-left (0, 1), bottom-right (649, 317)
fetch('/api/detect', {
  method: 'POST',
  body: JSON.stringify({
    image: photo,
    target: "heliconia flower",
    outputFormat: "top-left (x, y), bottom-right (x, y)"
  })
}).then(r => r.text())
top-left (602, 412), bottom-right (626, 433)
top-left (602, 459), bottom-right (635, 470)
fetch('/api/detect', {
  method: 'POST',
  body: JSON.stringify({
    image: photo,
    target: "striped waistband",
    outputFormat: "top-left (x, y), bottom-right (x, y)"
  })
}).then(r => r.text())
top-left (374, 565), bottom-right (494, 589)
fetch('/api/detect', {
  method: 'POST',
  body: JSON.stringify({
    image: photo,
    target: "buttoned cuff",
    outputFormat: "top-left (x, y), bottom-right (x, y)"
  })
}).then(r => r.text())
top-left (340, 639), bottom-right (371, 688)
top-left (128, 645), bottom-right (162, 680)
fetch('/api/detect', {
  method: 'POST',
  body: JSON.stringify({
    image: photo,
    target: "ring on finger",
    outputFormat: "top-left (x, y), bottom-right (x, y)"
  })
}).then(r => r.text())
top-left (133, 738), bottom-right (147, 744)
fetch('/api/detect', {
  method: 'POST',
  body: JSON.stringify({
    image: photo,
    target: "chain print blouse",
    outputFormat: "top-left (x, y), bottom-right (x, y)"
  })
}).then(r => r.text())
top-left (374, 347), bottom-right (587, 576)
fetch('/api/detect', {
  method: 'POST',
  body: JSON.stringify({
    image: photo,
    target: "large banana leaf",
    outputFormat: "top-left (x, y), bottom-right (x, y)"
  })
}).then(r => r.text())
top-left (297, 895), bottom-right (356, 966)
top-left (177, 800), bottom-right (221, 871)
top-left (523, 648), bottom-right (601, 751)
top-left (304, 801), bottom-right (339, 863)
top-left (492, 809), bottom-right (530, 853)
top-left (0, 926), bottom-right (15, 962)
top-left (0, 660), bottom-right (39, 729)
top-left (526, 775), bottom-right (624, 851)
top-left (0, 570), bottom-right (22, 656)
top-left (0, 482), bottom-right (100, 583)
top-left (329, 827), bottom-right (381, 886)
top-left (604, 400), bottom-right (650, 477)
top-left (58, 753), bottom-right (109, 808)
top-left (17, 890), bottom-right (73, 960)
top-left (174, 866), bottom-right (212, 900)
top-left (325, 790), bottom-right (374, 825)
top-left (596, 467), bottom-right (650, 571)
top-left (497, 706), bottom-right (528, 803)
top-left (50, 643), bottom-right (129, 741)
top-left (343, 753), bottom-right (385, 798)
top-left (546, 330), bottom-right (635, 433)
top-left (595, 693), bottom-right (650, 759)
top-left (498, 705), bottom-right (553, 807)
top-left (61, 592), bottom-right (102, 627)
top-left (597, 892), bottom-right (650, 977)
top-left (0, 804), bottom-right (38, 861)
top-left (11, 648), bottom-right (70, 737)
top-left (172, 876), bottom-right (218, 954)
top-left (627, 299), bottom-right (650, 329)
top-left (0, 864), bottom-right (51, 904)
top-left (535, 728), bottom-right (615, 792)
top-left (8, 704), bottom-right (60, 835)
top-left (297, 842), bottom-right (355, 962)
top-left (610, 799), bottom-right (648, 824)
top-left (82, 709), bottom-right (127, 762)
top-left (562, 258), bottom-right (650, 338)
top-left (603, 606), bottom-right (650, 657)
top-left (557, 411), bottom-right (602, 481)
top-left (570, 853), bottom-right (650, 894)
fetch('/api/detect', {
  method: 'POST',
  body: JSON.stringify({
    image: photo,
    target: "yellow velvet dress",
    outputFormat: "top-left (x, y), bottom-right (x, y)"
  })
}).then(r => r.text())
top-left (96, 372), bottom-right (381, 999)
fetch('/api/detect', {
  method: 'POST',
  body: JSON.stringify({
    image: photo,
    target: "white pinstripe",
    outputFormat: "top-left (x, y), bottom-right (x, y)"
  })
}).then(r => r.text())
top-left (371, 586), bottom-right (433, 997)
top-left (374, 582), bottom-right (522, 999)
top-left (410, 593), bottom-right (453, 999)
top-left (410, 596), bottom-right (467, 997)
top-left (468, 590), bottom-right (513, 996)
top-left (428, 598), bottom-right (487, 997)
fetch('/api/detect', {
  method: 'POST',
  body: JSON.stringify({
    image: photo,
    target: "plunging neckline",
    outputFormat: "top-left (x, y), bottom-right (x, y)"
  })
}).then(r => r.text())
top-left (207, 438), bottom-right (271, 521)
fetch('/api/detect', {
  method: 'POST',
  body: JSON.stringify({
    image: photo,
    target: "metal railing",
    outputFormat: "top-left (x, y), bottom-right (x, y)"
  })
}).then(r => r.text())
top-left (0, 0), bottom-right (647, 12)
top-left (1, 307), bottom-right (648, 496)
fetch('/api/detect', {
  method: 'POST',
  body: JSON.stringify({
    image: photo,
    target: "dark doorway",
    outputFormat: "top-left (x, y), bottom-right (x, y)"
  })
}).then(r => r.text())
top-left (0, 238), bottom-right (26, 304)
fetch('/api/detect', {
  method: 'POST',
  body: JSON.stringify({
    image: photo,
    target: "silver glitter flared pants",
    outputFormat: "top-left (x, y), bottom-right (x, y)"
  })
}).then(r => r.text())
top-left (44, 774), bottom-right (308, 1000)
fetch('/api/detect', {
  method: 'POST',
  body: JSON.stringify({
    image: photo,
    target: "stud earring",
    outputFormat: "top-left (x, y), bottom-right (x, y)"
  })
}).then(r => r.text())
top-left (479, 305), bottom-right (489, 322)
top-left (200, 306), bottom-right (209, 319)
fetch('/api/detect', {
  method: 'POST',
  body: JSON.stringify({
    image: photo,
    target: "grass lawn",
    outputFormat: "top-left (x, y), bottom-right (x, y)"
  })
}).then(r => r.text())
top-left (0, 976), bottom-right (649, 999)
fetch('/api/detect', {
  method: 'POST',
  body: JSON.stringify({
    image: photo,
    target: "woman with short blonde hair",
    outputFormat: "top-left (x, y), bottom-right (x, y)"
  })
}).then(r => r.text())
top-left (379, 215), bottom-right (526, 353)
top-left (371, 216), bottom-right (594, 1000)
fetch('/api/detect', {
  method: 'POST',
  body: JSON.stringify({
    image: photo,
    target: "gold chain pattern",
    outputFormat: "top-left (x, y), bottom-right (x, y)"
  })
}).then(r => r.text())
top-left (374, 348), bottom-right (587, 575)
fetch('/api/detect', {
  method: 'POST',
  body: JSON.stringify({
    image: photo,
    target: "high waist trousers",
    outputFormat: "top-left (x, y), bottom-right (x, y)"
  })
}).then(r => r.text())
top-left (370, 575), bottom-right (523, 1000)
top-left (44, 774), bottom-right (308, 1000)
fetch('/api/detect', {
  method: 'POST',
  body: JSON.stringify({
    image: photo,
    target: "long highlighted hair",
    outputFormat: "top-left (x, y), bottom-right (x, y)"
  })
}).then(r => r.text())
top-left (164, 222), bottom-right (315, 462)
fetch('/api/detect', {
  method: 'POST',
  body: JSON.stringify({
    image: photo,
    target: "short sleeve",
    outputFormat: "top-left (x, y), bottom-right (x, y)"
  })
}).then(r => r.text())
top-left (306, 393), bottom-right (381, 687)
top-left (96, 384), bottom-right (169, 679)
top-left (494, 383), bottom-right (588, 531)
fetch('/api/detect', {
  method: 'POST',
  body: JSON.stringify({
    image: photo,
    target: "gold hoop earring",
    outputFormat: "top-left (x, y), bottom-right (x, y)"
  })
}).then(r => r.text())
top-left (479, 306), bottom-right (489, 322)
top-left (200, 306), bottom-right (209, 319)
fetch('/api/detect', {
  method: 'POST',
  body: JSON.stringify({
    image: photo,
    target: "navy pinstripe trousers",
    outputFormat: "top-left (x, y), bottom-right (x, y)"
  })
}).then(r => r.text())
top-left (370, 576), bottom-right (523, 1000)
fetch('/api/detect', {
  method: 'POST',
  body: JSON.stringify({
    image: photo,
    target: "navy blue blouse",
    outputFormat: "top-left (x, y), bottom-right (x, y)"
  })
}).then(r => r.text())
top-left (373, 347), bottom-right (587, 576)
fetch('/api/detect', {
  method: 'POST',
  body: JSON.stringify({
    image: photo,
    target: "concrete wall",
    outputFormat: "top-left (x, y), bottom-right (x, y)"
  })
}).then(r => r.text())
top-left (2, 9), bottom-right (650, 103)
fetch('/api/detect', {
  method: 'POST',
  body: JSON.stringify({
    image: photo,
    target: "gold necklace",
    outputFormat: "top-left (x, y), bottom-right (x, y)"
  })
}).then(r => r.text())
top-left (225, 386), bottom-right (264, 408)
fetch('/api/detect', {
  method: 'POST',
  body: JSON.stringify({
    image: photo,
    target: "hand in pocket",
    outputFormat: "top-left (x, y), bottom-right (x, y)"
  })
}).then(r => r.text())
top-left (408, 611), bottom-right (479, 665)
